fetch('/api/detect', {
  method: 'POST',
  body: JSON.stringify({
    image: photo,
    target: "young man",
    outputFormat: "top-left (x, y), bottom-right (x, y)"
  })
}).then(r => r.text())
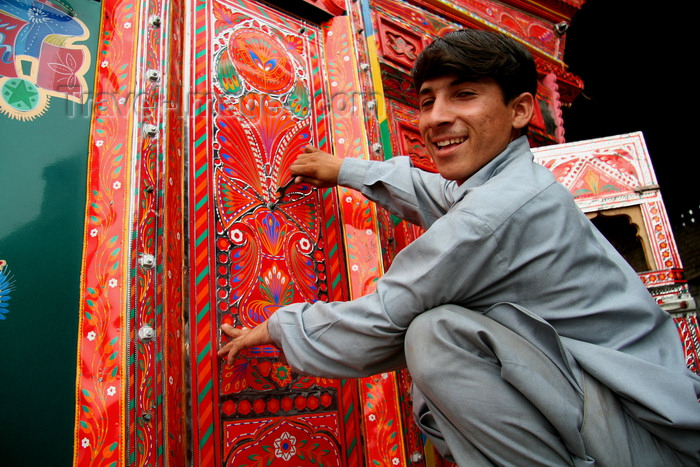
top-left (219, 30), bottom-right (700, 465)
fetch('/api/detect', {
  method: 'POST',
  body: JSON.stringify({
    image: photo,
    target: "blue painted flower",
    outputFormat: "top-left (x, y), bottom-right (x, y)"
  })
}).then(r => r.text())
top-left (0, 264), bottom-right (14, 320)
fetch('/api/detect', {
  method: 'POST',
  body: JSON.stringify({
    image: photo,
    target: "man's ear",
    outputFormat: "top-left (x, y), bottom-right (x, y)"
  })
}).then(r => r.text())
top-left (511, 92), bottom-right (535, 130)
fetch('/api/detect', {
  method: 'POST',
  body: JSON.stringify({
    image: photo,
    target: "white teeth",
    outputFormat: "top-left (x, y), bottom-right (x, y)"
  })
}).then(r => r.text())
top-left (435, 138), bottom-right (465, 147)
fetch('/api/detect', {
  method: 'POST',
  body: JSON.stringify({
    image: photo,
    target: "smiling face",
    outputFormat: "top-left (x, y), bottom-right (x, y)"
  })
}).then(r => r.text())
top-left (418, 75), bottom-right (533, 185)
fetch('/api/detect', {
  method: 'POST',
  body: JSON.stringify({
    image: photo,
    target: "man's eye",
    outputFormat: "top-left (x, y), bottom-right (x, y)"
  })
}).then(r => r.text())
top-left (419, 99), bottom-right (434, 109)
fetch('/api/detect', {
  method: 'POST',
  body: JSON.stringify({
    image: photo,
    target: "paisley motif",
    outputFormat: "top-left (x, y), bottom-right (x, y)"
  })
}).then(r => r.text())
top-left (285, 80), bottom-right (310, 118)
top-left (216, 49), bottom-right (245, 97)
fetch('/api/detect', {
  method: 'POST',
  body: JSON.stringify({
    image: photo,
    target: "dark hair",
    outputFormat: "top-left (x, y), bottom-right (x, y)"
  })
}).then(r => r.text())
top-left (412, 29), bottom-right (537, 103)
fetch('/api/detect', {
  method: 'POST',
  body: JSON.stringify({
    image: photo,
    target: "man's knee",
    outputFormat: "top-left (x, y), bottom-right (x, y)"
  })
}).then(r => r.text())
top-left (404, 305), bottom-right (462, 382)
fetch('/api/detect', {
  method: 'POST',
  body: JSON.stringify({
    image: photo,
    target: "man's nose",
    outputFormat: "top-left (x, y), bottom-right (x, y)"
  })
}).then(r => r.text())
top-left (424, 97), bottom-right (455, 127)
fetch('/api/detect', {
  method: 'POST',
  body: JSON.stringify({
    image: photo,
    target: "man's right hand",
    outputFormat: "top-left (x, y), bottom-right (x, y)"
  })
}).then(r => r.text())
top-left (218, 322), bottom-right (275, 366)
top-left (289, 145), bottom-right (343, 189)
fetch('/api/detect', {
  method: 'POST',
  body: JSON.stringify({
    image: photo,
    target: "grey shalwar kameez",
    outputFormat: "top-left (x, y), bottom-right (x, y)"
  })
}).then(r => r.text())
top-left (266, 136), bottom-right (700, 465)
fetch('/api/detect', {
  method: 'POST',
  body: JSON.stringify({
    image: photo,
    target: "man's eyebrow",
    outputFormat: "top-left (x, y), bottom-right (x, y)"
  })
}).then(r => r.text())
top-left (418, 78), bottom-right (473, 95)
top-left (418, 85), bottom-right (434, 96)
top-left (452, 78), bottom-right (471, 85)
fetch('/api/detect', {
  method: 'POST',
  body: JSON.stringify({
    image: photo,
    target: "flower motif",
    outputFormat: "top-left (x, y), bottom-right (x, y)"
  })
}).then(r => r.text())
top-left (101, 61), bottom-right (108, 68)
top-left (81, 438), bottom-right (90, 448)
top-left (0, 265), bottom-right (14, 321)
top-left (298, 238), bottom-right (311, 252)
top-left (112, 181), bottom-right (121, 190)
top-left (392, 458), bottom-right (400, 465)
top-left (87, 331), bottom-right (96, 341)
top-left (229, 229), bottom-right (243, 244)
top-left (106, 386), bottom-right (116, 396)
top-left (108, 278), bottom-right (118, 288)
top-left (95, 140), bottom-right (104, 147)
top-left (90, 228), bottom-right (98, 237)
top-left (351, 264), bottom-right (359, 271)
top-left (124, 22), bottom-right (131, 29)
top-left (45, 49), bottom-right (82, 92)
top-left (274, 432), bottom-right (297, 461)
top-left (270, 362), bottom-right (293, 387)
top-left (368, 413), bottom-right (376, 422)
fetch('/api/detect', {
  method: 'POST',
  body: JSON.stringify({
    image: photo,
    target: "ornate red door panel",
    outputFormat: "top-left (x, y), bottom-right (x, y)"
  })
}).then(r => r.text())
top-left (187, 1), bottom-right (365, 465)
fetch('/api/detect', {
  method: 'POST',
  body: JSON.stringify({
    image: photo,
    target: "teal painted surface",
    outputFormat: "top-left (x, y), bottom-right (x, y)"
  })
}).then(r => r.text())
top-left (0, 1), bottom-right (102, 464)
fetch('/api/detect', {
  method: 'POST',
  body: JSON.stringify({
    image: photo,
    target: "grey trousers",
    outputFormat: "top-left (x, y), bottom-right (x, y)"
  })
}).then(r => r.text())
top-left (404, 305), bottom-right (686, 466)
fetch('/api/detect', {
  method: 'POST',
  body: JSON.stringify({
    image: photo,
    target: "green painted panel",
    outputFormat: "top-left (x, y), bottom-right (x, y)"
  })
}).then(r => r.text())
top-left (0, 1), bottom-right (102, 464)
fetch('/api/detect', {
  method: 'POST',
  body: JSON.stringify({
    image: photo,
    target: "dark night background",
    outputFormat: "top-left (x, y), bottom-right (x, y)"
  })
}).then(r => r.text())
top-left (563, 0), bottom-right (697, 227)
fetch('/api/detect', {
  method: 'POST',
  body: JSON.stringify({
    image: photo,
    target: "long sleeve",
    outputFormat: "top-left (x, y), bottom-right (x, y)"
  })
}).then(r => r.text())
top-left (337, 156), bottom-right (456, 228)
top-left (267, 208), bottom-right (506, 378)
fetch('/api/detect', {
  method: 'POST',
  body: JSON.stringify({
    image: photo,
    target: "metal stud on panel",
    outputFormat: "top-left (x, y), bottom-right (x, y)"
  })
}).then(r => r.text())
top-left (142, 124), bottom-right (158, 138)
top-left (146, 69), bottom-right (161, 81)
top-left (138, 254), bottom-right (156, 269)
top-left (138, 325), bottom-right (155, 342)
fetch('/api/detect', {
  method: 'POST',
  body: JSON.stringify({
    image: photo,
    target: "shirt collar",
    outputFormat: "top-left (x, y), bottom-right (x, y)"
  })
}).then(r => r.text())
top-left (451, 135), bottom-right (532, 199)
